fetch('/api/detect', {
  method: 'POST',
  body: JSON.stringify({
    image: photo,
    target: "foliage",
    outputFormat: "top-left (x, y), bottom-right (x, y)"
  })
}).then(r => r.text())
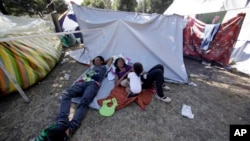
top-left (103, 0), bottom-right (112, 9)
top-left (136, 0), bottom-right (173, 14)
top-left (150, 0), bottom-right (173, 14)
top-left (0, 0), bottom-right (174, 16)
top-left (81, 0), bottom-right (112, 9)
top-left (112, 0), bottom-right (119, 10)
top-left (135, 0), bottom-right (144, 13)
top-left (53, 0), bottom-right (68, 14)
top-left (0, 0), bottom-right (68, 17)
top-left (113, 0), bottom-right (137, 12)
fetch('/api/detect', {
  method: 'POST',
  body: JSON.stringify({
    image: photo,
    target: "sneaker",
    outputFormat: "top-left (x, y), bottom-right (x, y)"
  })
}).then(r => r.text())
top-left (162, 85), bottom-right (170, 91)
top-left (155, 94), bottom-right (171, 103)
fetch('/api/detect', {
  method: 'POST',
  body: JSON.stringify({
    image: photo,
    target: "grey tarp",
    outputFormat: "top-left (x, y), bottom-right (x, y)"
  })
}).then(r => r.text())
top-left (71, 4), bottom-right (189, 83)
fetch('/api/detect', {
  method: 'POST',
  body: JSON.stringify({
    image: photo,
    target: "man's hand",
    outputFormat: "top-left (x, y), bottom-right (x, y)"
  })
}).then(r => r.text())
top-left (106, 57), bottom-right (114, 67)
top-left (94, 81), bottom-right (101, 87)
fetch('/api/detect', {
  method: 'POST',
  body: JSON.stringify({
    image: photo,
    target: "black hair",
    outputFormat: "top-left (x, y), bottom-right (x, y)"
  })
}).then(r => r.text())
top-left (114, 57), bottom-right (127, 73)
top-left (133, 62), bottom-right (143, 76)
top-left (92, 56), bottom-right (105, 65)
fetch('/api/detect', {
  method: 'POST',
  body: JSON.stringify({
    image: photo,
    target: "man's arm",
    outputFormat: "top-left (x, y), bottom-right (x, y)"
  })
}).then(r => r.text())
top-left (105, 57), bottom-right (114, 67)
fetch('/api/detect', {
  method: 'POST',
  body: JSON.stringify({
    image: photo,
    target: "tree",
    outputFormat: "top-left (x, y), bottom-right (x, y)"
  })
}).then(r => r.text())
top-left (82, 0), bottom-right (91, 6)
top-left (0, 0), bottom-right (67, 17)
top-left (116, 0), bottom-right (137, 12)
top-left (135, 0), bottom-right (143, 13)
top-left (135, 0), bottom-right (173, 14)
top-left (135, 0), bottom-right (152, 13)
top-left (150, 0), bottom-right (173, 14)
top-left (53, 0), bottom-right (68, 14)
top-left (144, 0), bottom-right (152, 13)
top-left (0, 0), bottom-right (8, 14)
top-left (81, 0), bottom-right (105, 9)
top-left (103, 0), bottom-right (112, 9)
top-left (112, 0), bottom-right (120, 10)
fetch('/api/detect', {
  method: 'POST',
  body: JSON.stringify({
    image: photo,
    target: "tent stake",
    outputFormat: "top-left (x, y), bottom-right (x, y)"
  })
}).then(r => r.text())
top-left (0, 62), bottom-right (30, 103)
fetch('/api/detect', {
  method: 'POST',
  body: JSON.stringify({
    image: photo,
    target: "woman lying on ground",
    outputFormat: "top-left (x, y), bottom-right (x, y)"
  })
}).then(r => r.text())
top-left (114, 57), bottom-right (132, 87)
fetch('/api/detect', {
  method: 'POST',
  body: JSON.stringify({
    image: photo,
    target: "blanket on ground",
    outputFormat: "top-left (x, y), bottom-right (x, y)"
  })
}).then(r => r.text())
top-left (97, 86), bottom-right (153, 110)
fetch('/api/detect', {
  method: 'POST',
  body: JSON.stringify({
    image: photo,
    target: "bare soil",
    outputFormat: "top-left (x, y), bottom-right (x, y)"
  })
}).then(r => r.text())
top-left (0, 47), bottom-right (250, 141)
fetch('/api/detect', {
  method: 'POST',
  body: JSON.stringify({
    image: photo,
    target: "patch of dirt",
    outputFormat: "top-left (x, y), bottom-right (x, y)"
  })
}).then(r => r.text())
top-left (0, 47), bottom-right (250, 141)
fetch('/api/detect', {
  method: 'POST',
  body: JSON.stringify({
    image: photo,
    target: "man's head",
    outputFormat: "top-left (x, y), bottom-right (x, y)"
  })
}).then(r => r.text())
top-left (133, 62), bottom-right (143, 76)
top-left (92, 56), bottom-right (105, 66)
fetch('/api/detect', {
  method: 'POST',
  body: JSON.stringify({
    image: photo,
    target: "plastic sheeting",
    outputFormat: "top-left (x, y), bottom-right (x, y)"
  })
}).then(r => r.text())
top-left (230, 41), bottom-right (250, 75)
top-left (164, 0), bottom-right (249, 16)
top-left (164, 0), bottom-right (250, 76)
top-left (183, 13), bottom-right (245, 66)
top-left (58, 9), bottom-right (83, 43)
top-left (225, 3), bottom-right (250, 75)
top-left (71, 4), bottom-right (189, 83)
top-left (0, 14), bottom-right (62, 95)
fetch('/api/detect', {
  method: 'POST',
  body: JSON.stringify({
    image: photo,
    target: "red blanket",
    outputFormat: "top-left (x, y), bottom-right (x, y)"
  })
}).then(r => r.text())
top-left (97, 86), bottom-right (153, 110)
top-left (183, 13), bottom-right (245, 66)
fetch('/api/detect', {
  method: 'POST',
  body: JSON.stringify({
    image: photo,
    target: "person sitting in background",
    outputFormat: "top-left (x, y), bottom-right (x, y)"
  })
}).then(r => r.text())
top-left (46, 56), bottom-right (113, 141)
top-left (141, 64), bottom-right (171, 103)
top-left (113, 58), bottom-right (170, 101)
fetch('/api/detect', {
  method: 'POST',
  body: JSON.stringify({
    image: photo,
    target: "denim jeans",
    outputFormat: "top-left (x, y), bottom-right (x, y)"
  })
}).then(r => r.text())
top-left (56, 81), bottom-right (99, 133)
top-left (141, 64), bottom-right (165, 98)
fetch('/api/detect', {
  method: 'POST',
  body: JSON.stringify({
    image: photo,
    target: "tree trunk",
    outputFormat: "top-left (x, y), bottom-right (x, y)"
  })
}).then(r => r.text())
top-left (0, 0), bottom-right (9, 15)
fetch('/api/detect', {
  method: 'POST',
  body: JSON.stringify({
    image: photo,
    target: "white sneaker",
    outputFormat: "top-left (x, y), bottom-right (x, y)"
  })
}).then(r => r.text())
top-left (162, 85), bottom-right (170, 91)
top-left (155, 94), bottom-right (171, 103)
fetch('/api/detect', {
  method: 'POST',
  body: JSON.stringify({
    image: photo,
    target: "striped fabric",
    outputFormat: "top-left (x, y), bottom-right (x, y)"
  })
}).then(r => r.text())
top-left (0, 34), bottom-right (62, 95)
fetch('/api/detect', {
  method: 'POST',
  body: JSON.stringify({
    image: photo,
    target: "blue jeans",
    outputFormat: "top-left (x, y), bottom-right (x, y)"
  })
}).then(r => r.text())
top-left (56, 81), bottom-right (99, 133)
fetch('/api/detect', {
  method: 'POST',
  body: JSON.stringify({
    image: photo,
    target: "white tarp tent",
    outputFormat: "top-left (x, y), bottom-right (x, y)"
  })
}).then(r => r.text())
top-left (164, 0), bottom-right (248, 15)
top-left (225, 2), bottom-right (250, 75)
top-left (69, 4), bottom-right (189, 109)
top-left (164, 0), bottom-right (250, 76)
top-left (71, 4), bottom-right (189, 83)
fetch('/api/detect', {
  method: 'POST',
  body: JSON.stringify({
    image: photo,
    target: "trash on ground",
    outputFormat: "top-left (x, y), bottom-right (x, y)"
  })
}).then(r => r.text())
top-left (181, 104), bottom-right (194, 119)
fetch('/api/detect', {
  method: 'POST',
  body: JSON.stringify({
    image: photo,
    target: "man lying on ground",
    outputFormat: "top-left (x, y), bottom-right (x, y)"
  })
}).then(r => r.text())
top-left (46, 56), bottom-right (113, 141)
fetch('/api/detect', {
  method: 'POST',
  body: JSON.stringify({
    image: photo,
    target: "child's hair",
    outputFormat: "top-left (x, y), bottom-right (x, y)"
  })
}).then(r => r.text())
top-left (92, 56), bottom-right (105, 65)
top-left (114, 57), bottom-right (127, 73)
top-left (133, 62), bottom-right (143, 76)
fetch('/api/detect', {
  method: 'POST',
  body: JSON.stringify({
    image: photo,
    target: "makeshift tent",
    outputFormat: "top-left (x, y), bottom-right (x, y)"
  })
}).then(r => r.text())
top-left (164, 0), bottom-right (250, 76)
top-left (183, 13), bottom-right (245, 66)
top-left (58, 8), bottom-right (83, 43)
top-left (0, 14), bottom-right (62, 96)
top-left (66, 4), bottom-right (190, 109)
top-left (71, 4), bottom-right (189, 84)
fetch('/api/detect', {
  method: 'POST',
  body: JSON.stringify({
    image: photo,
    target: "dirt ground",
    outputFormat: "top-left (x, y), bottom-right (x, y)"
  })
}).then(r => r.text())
top-left (0, 47), bottom-right (250, 141)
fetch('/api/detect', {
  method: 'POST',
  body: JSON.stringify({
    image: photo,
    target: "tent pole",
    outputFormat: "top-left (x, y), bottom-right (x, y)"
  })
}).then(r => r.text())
top-left (0, 62), bottom-right (30, 103)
